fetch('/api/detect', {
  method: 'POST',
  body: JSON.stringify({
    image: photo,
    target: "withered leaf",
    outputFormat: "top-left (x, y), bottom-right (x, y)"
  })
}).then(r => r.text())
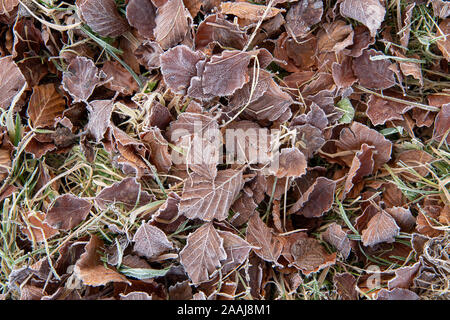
top-left (353, 49), bottom-right (395, 90)
top-left (0, 0), bottom-right (18, 15)
top-left (317, 20), bottom-right (353, 53)
top-left (179, 169), bottom-right (244, 221)
top-left (86, 100), bottom-right (114, 143)
top-left (95, 177), bottom-right (154, 210)
top-left (179, 222), bottom-right (226, 284)
top-left (361, 210), bottom-right (400, 247)
top-left (288, 177), bottom-right (336, 218)
top-left (230, 191), bottom-right (257, 227)
top-left (340, 0), bottom-right (385, 37)
top-left (396, 149), bottom-right (434, 179)
top-left (432, 103), bottom-right (450, 144)
top-left (343, 143), bottom-right (375, 196)
top-left (120, 292), bottom-right (153, 300)
top-left (432, 0), bottom-right (450, 19)
top-left (126, 0), bottom-right (157, 39)
top-left (74, 234), bottom-right (130, 286)
top-left (376, 288), bottom-right (419, 300)
top-left (0, 56), bottom-right (26, 110)
top-left (77, 0), bottom-right (129, 38)
top-left (45, 194), bottom-right (92, 230)
top-left (334, 273), bottom-right (358, 300)
top-left (160, 45), bottom-right (205, 95)
top-left (366, 94), bottom-right (414, 126)
top-left (62, 56), bottom-right (102, 103)
top-left (272, 147), bottom-right (307, 178)
top-left (27, 84), bottom-right (65, 128)
top-left (218, 230), bottom-right (252, 274)
top-left (436, 19), bottom-right (449, 61)
top-left (387, 262), bottom-right (420, 290)
top-left (101, 61), bottom-right (139, 95)
top-left (323, 223), bottom-right (351, 259)
top-left (133, 222), bottom-right (173, 259)
top-left (220, 2), bottom-right (283, 23)
top-left (246, 213), bottom-right (282, 264)
top-left (154, 0), bottom-right (191, 50)
top-left (385, 207), bottom-right (416, 232)
top-left (201, 50), bottom-right (253, 97)
top-left (21, 211), bottom-right (59, 243)
top-left (140, 127), bottom-right (172, 173)
top-left (283, 233), bottom-right (336, 275)
top-left (134, 41), bottom-right (164, 70)
top-left (285, 0), bottom-right (323, 39)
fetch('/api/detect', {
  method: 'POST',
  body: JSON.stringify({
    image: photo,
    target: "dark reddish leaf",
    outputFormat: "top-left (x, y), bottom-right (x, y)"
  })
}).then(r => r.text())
top-left (140, 127), bottom-right (172, 173)
top-left (27, 84), bottom-right (65, 128)
top-left (334, 273), bottom-right (358, 300)
top-left (126, 0), bottom-right (157, 39)
top-left (340, 0), bottom-right (385, 37)
top-left (285, 0), bottom-right (323, 39)
top-left (246, 213), bottom-right (282, 264)
top-left (154, 0), bottom-right (191, 50)
top-left (45, 194), bottom-right (92, 230)
top-left (353, 49), bottom-right (395, 90)
top-left (133, 222), bottom-right (173, 259)
top-left (361, 210), bottom-right (400, 247)
top-left (0, 56), bottom-right (26, 110)
top-left (101, 61), bottom-right (139, 95)
top-left (343, 143), bottom-right (375, 196)
top-left (323, 223), bottom-right (351, 259)
top-left (366, 93), bottom-right (414, 126)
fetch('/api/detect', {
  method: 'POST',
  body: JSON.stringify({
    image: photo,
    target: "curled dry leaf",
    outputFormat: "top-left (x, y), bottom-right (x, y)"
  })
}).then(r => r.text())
top-left (317, 20), bottom-right (353, 53)
top-left (272, 147), bottom-right (307, 178)
top-left (134, 41), bottom-right (164, 70)
top-left (0, 0), bottom-right (18, 15)
top-left (27, 84), bottom-right (65, 128)
top-left (387, 262), bottom-right (420, 290)
top-left (133, 222), bottom-right (173, 259)
top-left (126, 0), bottom-right (157, 39)
top-left (283, 233), bottom-right (336, 275)
top-left (62, 56), bottom-right (102, 103)
top-left (323, 223), bottom-right (351, 259)
top-left (288, 177), bottom-right (336, 218)
top-left (160, 45), bottom-right (205, 95)
top-left (95, 177), bottom-right (154, 210)
top-left (361, 210), bottom-right (400, 247)
top-left (285, 0), bottom-right (323, 39)
top-left (343, 143), bottom-right (375, 196)
top-left (352, 49), bottom-right (395, 90)
top-left (395, 149), bottom-right (434, 179)
top-left (21, 211), bottom-right (59, 243)
top-left (179, 222), bottom-right (226, 284)
top-left (340, 0), bottom-right (385, 37)
top-left (195, 14), bottom-right (247, 51)
top-left (0, 56), bottom-right (26, 110)
top-left (220, 2), bottom-right (283, 23)
top-left (140, 127), bottom-right (172, 173)
top-left (77, 0), bottom-right (129, 38)
top-left (74, 234), bottom-right (130, 287)
top-left (385, 207), bottom-right (415, 232)
top-left (154, 0), bottom-right (191, 50)
top-left (336, 122), bottom-right (393, 169)
top-left (246, 213), bottom-right (282, 264)
top-left (179, 169), bottom-right (244, 221)
top-left (366, 93), bottom-right (414, 126)
top-left (230, 191), bottom-right (257, 227)
top-left (432, 103), bottom-right (450, 145)
top-left (436, 19), bottom-right (449, 61)
top-left (101, 61), bottom-right (139, 95)
top-left (45, 194), bottom-right (92, 230)
top-left (432, 0), bottom-right (450, 19)
top-left (86, 100), bottom-right (114, 143)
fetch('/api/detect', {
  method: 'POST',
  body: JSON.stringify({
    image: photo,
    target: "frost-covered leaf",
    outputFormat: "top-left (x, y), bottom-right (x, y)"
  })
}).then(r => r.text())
top-left (246, 213), bottom-right (282, 264)
top-left (126, 0), bottom-right (157, 39)
top-left (0, 56), bottom-right (26, 110)
top-left (352, 49), bottom-right (395, 90)
top-left (86, 100), bottom-right (114, 143)
top-left (179, 222), bottom-right (226, 284)
top-left (361, 210), bottom-right (400, 247)
top-left (340, 0), bottom-right (385, 37)
top-left (285, 0), bottom-right (323, 39)
top-left (154, 0), bottom-right (191, 50)
top-left (27, 84), bottom-right (65, 128)
top-left (218, 230), bottom-right (252, 274)
top-left (323, 223), bottom-right (351, 259)
top-left (45, 194), bottom-right (92, 230)
top-left (133, 222), bottom-right (173, 259)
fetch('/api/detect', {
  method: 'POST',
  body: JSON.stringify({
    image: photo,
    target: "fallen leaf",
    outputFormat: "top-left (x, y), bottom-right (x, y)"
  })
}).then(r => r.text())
top-left (21, 211), bottom-right (59, 243)
top-left (361, 210), bottom-right (400, 247)
top-left (74, 234), bottom-right (130, 286)
top-left (387, 262), bottom-right (420, 290)
top-left (366, 93), bottom-right (414, 125)
top-left (272, 147), bottom-right (307, 178)
top-left (436, 19), bottom-right (449, 61)
top-left (246, 213), bottom-right (282, 264)
top-left (353, 49), bottom-right (395, 90)
top-left (126, 0), bottom-right (157, 39)
top-left (134, 41), bottom-right (164, 70)
top-left (218, 230), bottom-right (252, 274)
top-left (432, 103), bottom-right (450, 144)
top-left (340, 0), bottom-right (385, 37)
top-left (140, 127), bottom-right (172, 173)
top-left (133, 222), bottom-right (173, 259)
top-left (86, 100), bottom-right (114, 142)
top-left (45, 194), bottom-right (92, 230)
top-left (101, 61), bottom-right (139, 95)
top-left (27, 84), bottom-right (65, 128)
top-left (334, 273), bottom-right (358, 300)
top-left (179, 222), bottom-right (226, 284)
top-left (154, 0), bottom-right (191, 50)
top-left (323, 223), bottom-right (351, 259)
top-left (376, 288), bottom-right (419, 300)
top-left (285, 0), bottom-right (323, 39)
top-left (0, 56), bottom-right (26, 110)
top-left (343, 143), bottom-right (375, 196)
top-left (0, 0), bottom-right (18, 15)
top-left (220, 2), bottom-right (283, 23)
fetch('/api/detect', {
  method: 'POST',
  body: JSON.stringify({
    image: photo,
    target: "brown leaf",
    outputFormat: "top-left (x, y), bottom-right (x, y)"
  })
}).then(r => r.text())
top-left (169, 281), bottom-right (192, 300)
top-left (436, 19), bottom-right (449, 61)
top-left (246, 213), bottom-right (282, 264)
top-left (0, 0), bottom-right (18, 15)
top-left (120, 291), bottom-right (153, 300)
top-left (288, 177), bottom-right (336, 218)
top-left (45, 194), bottom-right (92, 230)
top-left (160, 45), bottom-right (205, 95)
top-left (179, 169), bottom-right (244, 221)
top-left (432, 103), bottom-right (450, 144)
top-left (179, 222), bottom-right (227, 284)
top-left (62, 56), bottom-right (102, 103)
top-left (396, 149), bottom-right (434, 179)
top-left (366, 93), bottom-right (414, 125)
top-left (230, 191), bottom-right (257, 227)
top-left (376, 288), bottom-right (419, 300)
top-left (432, 0), bottom-right (450, 18)
top-left (95, 177), bottom-right (154, 210)
top-left (332, 55), bottom-right (357, 88)
top-left (282, 233), bottom-right (336, 275)
top-left (77, 0), bottom-right (129, 38)
top-left (0, 56), bottom-right (26, 110)
top-left (126, 0), bottom-right (157, 39)
top-left (140, 127), bottom-right (172, 173)
top-left (218, 230), bottom-right (252, 274)
top-left (86, 100), bottom-right (114, 143)
top-left (272, 147), bottom-right (307, 178)
top-left (343, 143), bottom-right (375, 196)
top-left (387, 262), bottom-right (420, 290)
top-left (27, 84), bottom-right (65, 128)
top-left (344, 25), bottom-right (375, 57)
top-left (323, 223), bottom-right (351, 259)
top-left (317, 20), bottom-right (353, 53)
top-left (340, 0), bottom-right (385, 37)
top-left (285, 0), bottom-right (323, 39)
top-left (101, 61), bottom-right (139, 95)
top-left (336, 122), bottom-right (393, 169)
top-left (201, 50), bottom-right (254, 97)
top-left (74, 234), bottom-right (130, 286)
top-left (333, 273), bottom-right (358, 300)
top-left (21, 211), bottom-right (59, 243)
top-left (352, 49), bottom-right (395, 90)
top-left (361, 210), bottom-right (400, 247)
top-left (133, 222), bottom-right (173, 259)
top-left (154, 0), bottom-right (191, 50)
top-left (220, 2), bottom-right (283, 23)
top-left (134, 41), bottom-right (164, 70)
top-left (195, 14), bottom-right (247, 51)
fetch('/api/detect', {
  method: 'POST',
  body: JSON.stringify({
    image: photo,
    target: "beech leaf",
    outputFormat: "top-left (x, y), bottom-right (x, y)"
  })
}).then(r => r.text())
top-left (45, 194), bottom-right (92, 230)
top-left (133, 222), bottom-right (173, 259)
